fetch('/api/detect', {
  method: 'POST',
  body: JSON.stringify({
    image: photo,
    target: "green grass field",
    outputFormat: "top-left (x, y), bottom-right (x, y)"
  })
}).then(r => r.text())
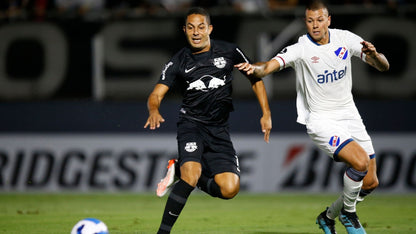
top-left (0, 193), bottom-right (415, 233)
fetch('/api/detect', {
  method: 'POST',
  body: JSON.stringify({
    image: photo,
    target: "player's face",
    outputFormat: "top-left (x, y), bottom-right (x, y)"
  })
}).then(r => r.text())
top-left (183, 14), bottom-right (213, 54)
top-left (305, 8), bottom-right (331, 45)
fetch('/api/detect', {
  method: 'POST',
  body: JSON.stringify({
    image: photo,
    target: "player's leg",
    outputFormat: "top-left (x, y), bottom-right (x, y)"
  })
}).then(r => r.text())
top-left (157, 161), bottom-right (200, 234)
top-left (196, 124), bottom-right (240, 199)
top-left (326, 155), bottom-right (378, 220)
top-left (315, 144), bottom-right (369, 234)
top-left (197, 151), bottom-right (240, 199)
top-left (197, 172), bottom-right (222, 197)
top-left (336, 141), bottom-right (369, 234)
top-left (327, 141), bottom-right (368, 219)
top-left (307, 117), bottom-right (342, 233)
top-left (197, 171), bottom-right (239, 199)
top-left (328, 122), bottom-right (378, 218)
top-left (326, 194), bottom-right (343, 219)
top-left (307, 116), bottom-right (367, 233)
top-left (350, 119), bottom-right (379, 203)
top-left (336, 140), bottom-right (369, 212)
top-left (358, 155), bottom-right (378, 202)
top-left (157, 121), bottom-right (203, 234)
top-left (215, 172), bottom-right (240, 199)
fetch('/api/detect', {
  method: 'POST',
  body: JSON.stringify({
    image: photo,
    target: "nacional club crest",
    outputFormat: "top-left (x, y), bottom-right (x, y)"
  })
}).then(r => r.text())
top-left (185, 142), bottom-right (198, 152)
top-left (329, 135), bottom-right (341, 147)
top-left (213, 57), bottom-right (226, 68)
top-left (334, 47), bottom-right (348, 60)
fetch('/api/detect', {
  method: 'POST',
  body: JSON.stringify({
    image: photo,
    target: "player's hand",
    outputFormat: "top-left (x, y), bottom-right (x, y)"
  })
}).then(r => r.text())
top-left (144, 112), bottom-right (165, 130)
top-left (361, 41), bottom-right (377, 57)
top-left (260, 114), bottom-right (272, 143)
top-left (235, 63), bottom-right (255, 75)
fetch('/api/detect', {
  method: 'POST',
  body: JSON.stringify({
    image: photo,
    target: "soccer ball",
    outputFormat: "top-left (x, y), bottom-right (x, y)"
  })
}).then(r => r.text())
top-left (71, 218), bottom-right (109, 234)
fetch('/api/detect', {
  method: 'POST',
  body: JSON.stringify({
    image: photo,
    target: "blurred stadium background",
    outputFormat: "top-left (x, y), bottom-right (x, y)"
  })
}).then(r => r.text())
top-left (0, 0), bottom-right (415, 195)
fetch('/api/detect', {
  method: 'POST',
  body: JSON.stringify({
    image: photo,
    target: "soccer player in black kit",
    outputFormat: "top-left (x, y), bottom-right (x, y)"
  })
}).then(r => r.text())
top-left (144, 7), bottom-right (272, 234)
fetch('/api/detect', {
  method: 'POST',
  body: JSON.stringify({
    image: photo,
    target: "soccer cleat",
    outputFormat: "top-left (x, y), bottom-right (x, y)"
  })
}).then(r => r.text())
top-left (339, 208), bottom-right (366, 234)
top-left (156, 159), bottom-right (178, 197)
top-left (316, 208), bottom-right (337, 234)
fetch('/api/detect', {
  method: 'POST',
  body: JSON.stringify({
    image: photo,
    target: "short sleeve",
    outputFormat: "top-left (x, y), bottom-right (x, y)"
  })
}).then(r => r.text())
top-left (272, 43), bottom-right (302, 71)
top-left (233, 46), bottom-right (251, 64)
top-left (158, 59), bottom-right (179, 87)
top-left (345, 30), bottom-right (366, 62)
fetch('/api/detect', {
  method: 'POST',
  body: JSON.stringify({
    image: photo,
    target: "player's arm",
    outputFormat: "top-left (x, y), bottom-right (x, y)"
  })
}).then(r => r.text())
top-left (235, 59), bottom-right (281, 78)
top-left (361, 41), bottom-right (390, 72)
top-left (248, 77), bottom-right (272, 143)
top-left (144, 83), bottom-right (169, 130)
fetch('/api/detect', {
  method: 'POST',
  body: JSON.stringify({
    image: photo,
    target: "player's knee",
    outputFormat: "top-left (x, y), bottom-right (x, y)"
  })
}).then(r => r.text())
top-left (369, 179), bottom-right (379, 190)
top-left (373, 177), bottom-right (379, 188)
top-left (180, 170), bottom-right (201, 187)
top-left (181, 175), bottom-right (200, 187)
top-left (214, 172), bottom-right (240, 199)
top-left (354, 162), bottom-right (368, 172)
top-left (363, 177), bottom-right (379, 190)
top-left (353, 153), bottom-right (370, 172)
top-left (218, 182), bottom-right (240, 199)
top-left (180, 162), bottom-right (202, 187)
top-left (220, 185), bottom-right (239, 199)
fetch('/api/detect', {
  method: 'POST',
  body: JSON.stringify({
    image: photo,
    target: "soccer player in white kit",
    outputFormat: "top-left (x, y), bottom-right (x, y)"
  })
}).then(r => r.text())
top-left (236, 1), bottom-right (389, 234)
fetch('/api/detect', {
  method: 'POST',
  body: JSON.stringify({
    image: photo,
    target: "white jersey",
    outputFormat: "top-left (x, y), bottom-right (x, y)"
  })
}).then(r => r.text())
top-left (273, 28), bottom-right (367, 125)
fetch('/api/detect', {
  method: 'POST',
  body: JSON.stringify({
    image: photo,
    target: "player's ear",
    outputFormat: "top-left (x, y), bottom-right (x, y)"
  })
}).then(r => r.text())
top-left (208, 24), bottom-right (213, 35)
top-left (183, 25), bottom-right (186, 33)
top-left (327, 15), bottom-right (331, 27)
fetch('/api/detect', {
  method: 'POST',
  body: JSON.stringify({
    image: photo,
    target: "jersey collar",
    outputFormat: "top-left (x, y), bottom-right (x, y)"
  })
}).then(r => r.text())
top-left (307, 30), bottom-right (331, 46)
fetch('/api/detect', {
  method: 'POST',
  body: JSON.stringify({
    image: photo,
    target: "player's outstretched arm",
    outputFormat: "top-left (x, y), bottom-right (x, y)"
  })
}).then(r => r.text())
top-left (361, 41), bottom-right (390, 72)
top-left (250, 79), bottom-right (272, 143)
top-left (235, 59), bottom-right (281, 78)
top-left (144, 83), bottom-right (169, 130)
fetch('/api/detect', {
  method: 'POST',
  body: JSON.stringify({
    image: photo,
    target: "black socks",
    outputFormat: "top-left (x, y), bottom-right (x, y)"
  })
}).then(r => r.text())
top-left (157, 179), bottom-right (194, 234)
top-left (197, 174), bottom-right (223, 198)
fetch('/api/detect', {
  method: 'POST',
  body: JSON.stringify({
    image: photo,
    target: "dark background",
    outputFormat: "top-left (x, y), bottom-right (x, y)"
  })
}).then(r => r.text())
top-left (0, 3), bottom-right (415, 133)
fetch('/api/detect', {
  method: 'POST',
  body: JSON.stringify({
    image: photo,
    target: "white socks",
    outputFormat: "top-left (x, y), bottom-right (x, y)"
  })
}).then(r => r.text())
top-left (327, 195), bottom-right (343, 219)
top-left (342, 172), bottom-right (363, 212)
top-left (327, 167), bottom-right (367, 217)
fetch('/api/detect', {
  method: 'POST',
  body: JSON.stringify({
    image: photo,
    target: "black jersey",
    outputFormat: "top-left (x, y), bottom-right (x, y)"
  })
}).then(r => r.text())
top-left (158, 40), bottom-right (251, 125)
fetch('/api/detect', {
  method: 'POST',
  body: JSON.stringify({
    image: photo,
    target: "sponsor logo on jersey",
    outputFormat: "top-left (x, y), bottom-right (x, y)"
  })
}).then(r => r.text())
top-left (185, 142), bottom-right (198, 152)
top-left (161, 62), bottom-right (173, 80)
top-left (317, 66), bottom-right (347, 84)
top-left (187, 75), bottom-right (226, 91)
top-left (334, 47), bottom-right (348, 60)
top-left (329, 135), bottom-right (341, 147)
top-left (213, 57), bottom-right (226, 68)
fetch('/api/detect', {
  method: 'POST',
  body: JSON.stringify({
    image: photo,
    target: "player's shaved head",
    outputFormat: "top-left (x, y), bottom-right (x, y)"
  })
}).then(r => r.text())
top-left (306, 0), bottom-right (329, 16)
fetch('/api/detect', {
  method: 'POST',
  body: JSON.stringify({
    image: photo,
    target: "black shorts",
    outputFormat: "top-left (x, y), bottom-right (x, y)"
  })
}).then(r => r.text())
top-left (176, 119), bottom-right (240, 177)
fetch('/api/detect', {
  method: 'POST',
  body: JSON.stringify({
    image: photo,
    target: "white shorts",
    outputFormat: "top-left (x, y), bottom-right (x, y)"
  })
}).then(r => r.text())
top-left (306, 114), bottom-right (375, 161)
